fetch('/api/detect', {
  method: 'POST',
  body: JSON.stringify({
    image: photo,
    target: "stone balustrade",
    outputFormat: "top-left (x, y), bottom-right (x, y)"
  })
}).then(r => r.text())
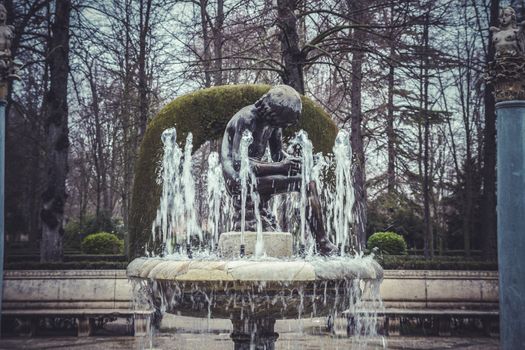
top-left (1, 269), bottom-right (498, 311)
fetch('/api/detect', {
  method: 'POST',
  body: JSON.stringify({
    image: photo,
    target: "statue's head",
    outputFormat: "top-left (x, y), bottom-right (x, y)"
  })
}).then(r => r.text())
top-left (255, 85), bottom-right (302, 127)
top-left (500, 6), bottom-right (516, 28)
top-left (0, 4), bottom-right (6, 22)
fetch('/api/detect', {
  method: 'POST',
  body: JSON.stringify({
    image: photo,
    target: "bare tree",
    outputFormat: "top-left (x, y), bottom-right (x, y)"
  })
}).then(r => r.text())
top-left (40, 0), bottom-right (71, 262)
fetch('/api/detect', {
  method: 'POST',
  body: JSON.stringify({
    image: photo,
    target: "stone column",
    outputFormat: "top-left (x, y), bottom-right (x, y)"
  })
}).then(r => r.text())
top-left (488, 11), bottom-right (525, 347)
top-left (496, 100), bottom-right (525, 349)
top-left (0, 4), bottom-right (21, 335)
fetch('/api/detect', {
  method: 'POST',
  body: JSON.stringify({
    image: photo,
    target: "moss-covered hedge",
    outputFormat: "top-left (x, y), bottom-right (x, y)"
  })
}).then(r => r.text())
top-left (129, 84), bottom-right (338, 259)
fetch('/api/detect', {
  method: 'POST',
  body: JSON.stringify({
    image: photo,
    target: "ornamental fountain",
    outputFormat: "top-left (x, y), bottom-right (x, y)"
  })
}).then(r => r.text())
top-left (127, 85), bottom-right (383, 349)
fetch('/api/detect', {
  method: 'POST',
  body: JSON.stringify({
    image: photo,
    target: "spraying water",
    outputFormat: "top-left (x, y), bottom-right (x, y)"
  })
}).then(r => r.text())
top-left (182, 133), bottom-right (202, 247)
top-left (152, 128), bottom-right (183, 254)
top-left (332, 129), bottom-right (356, 254)
top-left (239, 130), bottom-right (252, 245)
top-left (142, 127), bottom-right (384, 349)
top-left (239, 130), bottom-right (265, 257)
top-left (288, 130), bottom-right (315, 254)
top-left (206, 152), bottom-right (226, 251)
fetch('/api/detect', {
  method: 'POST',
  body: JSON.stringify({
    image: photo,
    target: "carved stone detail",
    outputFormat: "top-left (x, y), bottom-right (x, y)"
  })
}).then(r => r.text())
top-left (487, 6), bottom-right (525, 102)
top-left (487, 56), bottom-right (525, 102)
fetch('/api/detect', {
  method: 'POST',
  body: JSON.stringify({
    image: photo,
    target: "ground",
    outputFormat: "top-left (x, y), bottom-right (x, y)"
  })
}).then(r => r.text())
top-left (0, 315), bottom-right (500, 350)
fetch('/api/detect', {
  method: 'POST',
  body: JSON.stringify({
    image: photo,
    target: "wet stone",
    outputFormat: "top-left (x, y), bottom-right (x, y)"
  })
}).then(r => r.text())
top-left (219, 231), bottom-right (294, 258)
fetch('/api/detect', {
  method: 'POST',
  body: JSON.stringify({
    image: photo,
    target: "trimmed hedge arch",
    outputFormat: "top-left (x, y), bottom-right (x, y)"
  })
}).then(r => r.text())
top-left (129, 84), bottom-right (338, 258)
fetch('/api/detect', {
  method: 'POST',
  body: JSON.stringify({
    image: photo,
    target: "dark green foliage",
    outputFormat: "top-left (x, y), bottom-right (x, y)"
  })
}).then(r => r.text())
top-left (379, 255), bottom-right (497, 270)
top-left (5, 261), bottom-right (128, 270)
top-left (64, 212), bottom-right (124, 251)
top-left (81, 232), bottom-right (124, 255)
top-left (442, 158), bottom-right (484, 250)
top-left (6, 254), bottom-right (126, 263)
top-left (368, 231), bottom-right (408, 255)
top-left (367, 192), bottom-right (425, 249)
top-left (129, 84), bottom-right (338, 259)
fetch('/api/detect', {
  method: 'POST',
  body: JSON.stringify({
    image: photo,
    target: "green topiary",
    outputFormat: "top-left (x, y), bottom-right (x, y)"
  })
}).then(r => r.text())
top-left (129, 84), bottom-right (339, 259)
top-left (82, 232), bottom-right (124, 255)
top-left (368, 231), bottom-right (407, 255)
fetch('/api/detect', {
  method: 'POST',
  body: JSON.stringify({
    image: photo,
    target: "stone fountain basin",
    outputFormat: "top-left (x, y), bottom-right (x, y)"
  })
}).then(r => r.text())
top-left (127, 256), bottom-right (383, 319)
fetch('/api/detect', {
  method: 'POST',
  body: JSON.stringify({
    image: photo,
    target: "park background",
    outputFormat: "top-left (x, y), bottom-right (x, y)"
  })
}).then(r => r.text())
top-left (4, 0), bottom-right (518, 268)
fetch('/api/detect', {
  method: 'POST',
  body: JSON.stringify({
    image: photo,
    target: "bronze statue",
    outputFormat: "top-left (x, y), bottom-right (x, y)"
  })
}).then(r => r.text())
top-left (220, 85), bottom-right (337, 255)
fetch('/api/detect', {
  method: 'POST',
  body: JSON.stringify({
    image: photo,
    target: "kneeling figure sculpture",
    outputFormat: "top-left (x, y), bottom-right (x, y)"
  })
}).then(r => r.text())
top-left (220, 85), bottom-right (338, 255)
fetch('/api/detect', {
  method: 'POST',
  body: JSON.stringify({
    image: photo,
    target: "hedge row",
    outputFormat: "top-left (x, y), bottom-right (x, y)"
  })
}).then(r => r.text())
top-left (5, 261), bottom-right (128, 270)
top-left (6, 254), bottom-right (127, 263)
top-left (379, 255), bottom-right (498, 270)
top-left (5, 257), bottom-right (497, 271)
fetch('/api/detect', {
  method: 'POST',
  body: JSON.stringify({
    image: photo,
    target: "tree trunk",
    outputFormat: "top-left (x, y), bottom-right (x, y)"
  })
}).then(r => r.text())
top-left (275, 0), bottom-right (304, 232)
top-left (422, 13), bottom-right (433, 258)
top-left (460, 50), bottom-right (473, 258)
top-left (277, 0), bottom-right (305, 94)
top-left (386, 4), bottom-right (396, 194)
top-left (349, 0), bottom-right (367, 250)
top-left (213, 0), bottom-right (224, 85)
top-left (137, 0), bottom-right (152, 139)
top-left (40, 0), bottom-right (71, 262)
top-left (387, 61), bottom-right (396, 193)
top-left (200, 0), bottom-right (212, 87)
top-left (121, 0), bottom-right (134, 252)
top-left (481, 0), bottom-right (499, 260)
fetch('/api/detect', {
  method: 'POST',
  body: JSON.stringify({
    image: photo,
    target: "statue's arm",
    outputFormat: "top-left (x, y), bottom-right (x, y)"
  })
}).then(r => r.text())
top-left (269, 128), bottom-right (291, 161)
top-left (248, 128), bottom-right (300, 177)
top-left (229, 123), bottom-right (245, 172)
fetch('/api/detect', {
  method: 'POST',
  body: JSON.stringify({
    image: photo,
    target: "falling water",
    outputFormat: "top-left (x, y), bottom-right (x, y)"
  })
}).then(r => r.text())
top-left (152, 128), bottom-right (183, 254)
top-left (332, 130), bottom-right (355, 254)
top-left (239, 130), bottom-right (265, 256)
top-left (206, 152), bottom-right (225, 251)
top-left (239, 130), bottom-right (252, 245)
top-left (182, 133), bottom-right (202, 247)
top-left (152, 130), bottom-right (203, 256)
top-left (288, 130), bottom-right (315, 254)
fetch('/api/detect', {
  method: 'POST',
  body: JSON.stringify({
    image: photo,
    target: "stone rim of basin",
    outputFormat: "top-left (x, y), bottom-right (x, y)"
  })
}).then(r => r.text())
top-left (126, 256), bottom-right (384, 282)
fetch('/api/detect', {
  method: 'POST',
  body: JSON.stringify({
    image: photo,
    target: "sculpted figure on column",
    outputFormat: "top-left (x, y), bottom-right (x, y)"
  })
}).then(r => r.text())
top-left (490, 6), bottom-right (525, 56)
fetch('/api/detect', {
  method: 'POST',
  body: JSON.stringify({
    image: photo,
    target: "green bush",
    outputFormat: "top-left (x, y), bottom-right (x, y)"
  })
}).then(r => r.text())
top-left (64, 212), bottom-right (125, 252)
top-left (81, 232), bottom-right (124, 255)
top-left (366, 192), bottom-right (425, 249)
top-left (368, 231), bottom-right (407, 255)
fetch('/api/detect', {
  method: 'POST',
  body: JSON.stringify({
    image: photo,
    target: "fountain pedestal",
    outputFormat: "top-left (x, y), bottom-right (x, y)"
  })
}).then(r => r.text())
top-left (230, 317), bottom-right (279, 350)
top-left (127, 253), bottom-right (383, 349)
top-left (218, 231), bottom-right (293, 258)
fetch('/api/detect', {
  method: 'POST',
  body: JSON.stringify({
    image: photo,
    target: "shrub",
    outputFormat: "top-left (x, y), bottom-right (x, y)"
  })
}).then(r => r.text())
top-left (65, 213), bottom-right (126, 252)
top-left (368, 231), bottom-right (407, 255)
top-left (81, 232), bottom-right (124, 255)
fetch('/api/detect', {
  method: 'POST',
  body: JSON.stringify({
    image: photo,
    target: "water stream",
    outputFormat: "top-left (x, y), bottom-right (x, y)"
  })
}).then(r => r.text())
top-left (142, 127), bottom-right (384, 348)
